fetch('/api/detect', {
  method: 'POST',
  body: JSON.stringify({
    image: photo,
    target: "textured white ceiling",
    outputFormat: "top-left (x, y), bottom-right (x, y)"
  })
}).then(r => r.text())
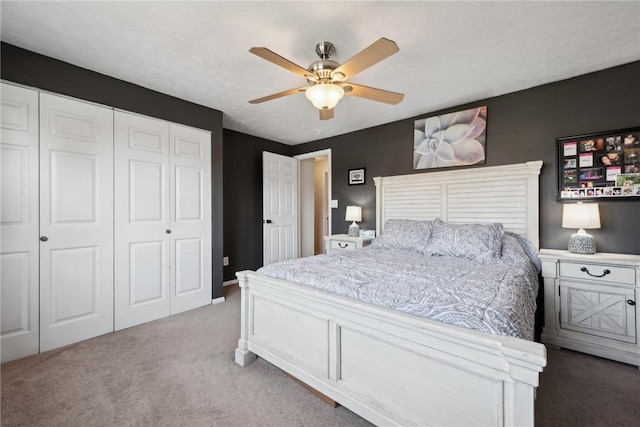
top-left (2, 1), bottom-right (639, 145)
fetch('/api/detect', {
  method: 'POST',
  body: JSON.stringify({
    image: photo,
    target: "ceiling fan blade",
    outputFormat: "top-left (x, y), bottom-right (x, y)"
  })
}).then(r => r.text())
top-left (344, 83), bottom-right (404, 105)
top-left (249, 47), bottom-right (311, 78)
top-left (319, 108), bottom-right (334, 120)
top-left (332, 38), bottom-right (399, 79)
top-left (249, 87), bottom-right (309, 104)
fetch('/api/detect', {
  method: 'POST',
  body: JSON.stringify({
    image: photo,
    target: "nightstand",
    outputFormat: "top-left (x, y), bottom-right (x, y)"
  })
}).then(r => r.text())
top-left (323, 234), bottom-right (373, 254)
top-left (539, 249), bottom-right (640, 367)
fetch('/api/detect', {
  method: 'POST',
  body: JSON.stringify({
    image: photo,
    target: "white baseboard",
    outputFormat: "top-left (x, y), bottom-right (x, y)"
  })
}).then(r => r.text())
top-left (212, 295), bottom-right (226, 305)
top-left (211, 280), bottom-right (238, 304)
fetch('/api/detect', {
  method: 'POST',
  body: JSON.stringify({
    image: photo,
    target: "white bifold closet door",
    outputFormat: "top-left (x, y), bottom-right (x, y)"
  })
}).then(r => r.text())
top-left (114, 112), bottom-right (171, 329)
top-left (1, 84), bottom-right (212, 361)
top-left (114, 112), bottom-right (211, 330)
top-left (1, 83), bottom-right (40, 362)
top-left (39, 92), bottom-right (114, 352)
top-left (168, 123), bottom-right (212, 315)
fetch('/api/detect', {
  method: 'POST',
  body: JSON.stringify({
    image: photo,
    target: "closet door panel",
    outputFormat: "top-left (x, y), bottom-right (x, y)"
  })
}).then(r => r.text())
top-left (170, 124), bottom-right (212, 314)
top-left (114, 111), bottom-right (170, 330)
top-left (131, 161), bottom-right (165, 221)
top-left (49, 151), bottom-right (97, 222)
top-left (39, 93), bottom-right (114, 352)
top-left (0, 83), bottom-right (40, 362)
top-left (50, 247), bottom-right (98, 320)
top-left (175, 166), bottom-right (203, 221)
top-left (129, 241), bottom-right (165, 303)
top-left (175, 237), bottom-right (203, 294)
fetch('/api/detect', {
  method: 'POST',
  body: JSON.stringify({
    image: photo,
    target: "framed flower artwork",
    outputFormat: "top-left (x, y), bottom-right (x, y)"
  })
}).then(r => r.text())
top-left (413, 106), bottom-right (487, 170)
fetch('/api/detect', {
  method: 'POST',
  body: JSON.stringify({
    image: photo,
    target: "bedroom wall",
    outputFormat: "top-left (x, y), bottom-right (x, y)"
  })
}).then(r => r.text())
top-left (8, 41), bottom-right (634, 287)
top-left (291, 61), bottom-right (640, 256)
top-left (1, 43), bottom-right (226, 298)
top-left (222, 129), bottom-right (291, 279)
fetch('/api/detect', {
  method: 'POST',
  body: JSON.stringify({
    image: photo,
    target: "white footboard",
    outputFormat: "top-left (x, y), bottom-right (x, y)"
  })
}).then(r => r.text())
top-left (235, 270), bottom-right (546, 427)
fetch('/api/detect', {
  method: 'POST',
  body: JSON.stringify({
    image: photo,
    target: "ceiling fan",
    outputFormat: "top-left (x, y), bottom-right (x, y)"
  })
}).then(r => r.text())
top-left (249, 38), bottom-right (404, 120)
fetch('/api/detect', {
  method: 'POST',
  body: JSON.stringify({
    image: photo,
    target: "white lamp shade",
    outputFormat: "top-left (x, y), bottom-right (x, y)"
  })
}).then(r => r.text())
top-left (562, 202), bottom-right (600, 229)
top-left (345, 205), bottom-right (362, 222)
top-left (305, 83), bottom-right (344, 110)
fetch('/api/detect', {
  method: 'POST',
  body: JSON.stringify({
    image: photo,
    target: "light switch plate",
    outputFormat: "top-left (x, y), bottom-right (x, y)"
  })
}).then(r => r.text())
top-left (330, 200), bottom-right (338, 208)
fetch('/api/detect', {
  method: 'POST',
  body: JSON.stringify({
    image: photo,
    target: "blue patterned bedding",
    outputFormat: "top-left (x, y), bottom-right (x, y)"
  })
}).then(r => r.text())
top-left (257, 233), bottom-right (540, 340)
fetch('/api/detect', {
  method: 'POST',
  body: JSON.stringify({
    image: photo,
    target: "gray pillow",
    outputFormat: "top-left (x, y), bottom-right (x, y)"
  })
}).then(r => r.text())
top-left (424, 221), bottom-right (504, 261)
top-left (370, 219), bottom-right (435, 253)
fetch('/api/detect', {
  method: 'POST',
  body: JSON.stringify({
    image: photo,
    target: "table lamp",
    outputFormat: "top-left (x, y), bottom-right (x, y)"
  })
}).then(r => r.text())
top-left (345, 205), bottom-right (362, 237)
top-left (562, 202), bottom-right (600, 254)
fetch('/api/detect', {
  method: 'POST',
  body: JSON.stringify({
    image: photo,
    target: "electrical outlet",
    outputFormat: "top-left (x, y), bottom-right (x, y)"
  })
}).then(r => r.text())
top-left (223, 256), bottom-right (229, 266)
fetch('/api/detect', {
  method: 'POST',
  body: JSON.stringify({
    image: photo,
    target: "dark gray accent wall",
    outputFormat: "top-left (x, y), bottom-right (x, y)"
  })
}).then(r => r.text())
top-left (1, 43), bottom-right (226, 298)
top-left (222, 130), bottom-right (291, 280)
top-left (292, 61), bottom-right (640, 255)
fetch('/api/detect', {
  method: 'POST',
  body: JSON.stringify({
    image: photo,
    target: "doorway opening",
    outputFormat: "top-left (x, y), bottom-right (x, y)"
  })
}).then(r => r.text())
top-left (295, 149), bottom-right (331, 256)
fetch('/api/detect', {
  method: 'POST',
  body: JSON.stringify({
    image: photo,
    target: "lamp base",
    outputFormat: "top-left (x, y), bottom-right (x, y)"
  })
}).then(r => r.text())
top-left (348, 222), bottom-right (360, 237)
top-left (568, 231), bottom-right (596, 254)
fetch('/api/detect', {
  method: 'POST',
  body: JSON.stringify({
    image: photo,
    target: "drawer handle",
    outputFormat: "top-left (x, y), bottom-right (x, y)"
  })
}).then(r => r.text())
top-left (338, 243), bottom-right (348, 248)
top-left (580, 267), bottom-right (610, 278)
top-left (628, 300), bottom-right (636, 306)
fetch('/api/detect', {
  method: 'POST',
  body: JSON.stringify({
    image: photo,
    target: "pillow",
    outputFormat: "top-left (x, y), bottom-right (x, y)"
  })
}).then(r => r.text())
top-left (424, 221), bottom-right (504, 261)
top-left (503, 231), bottom-right (542, 273)
top-left (370, 219), bottom-right (435, 253)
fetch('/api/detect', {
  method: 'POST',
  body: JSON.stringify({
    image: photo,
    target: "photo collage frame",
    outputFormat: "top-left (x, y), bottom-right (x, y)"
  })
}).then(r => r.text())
top-left (557, 127), bottom-right (640, 200)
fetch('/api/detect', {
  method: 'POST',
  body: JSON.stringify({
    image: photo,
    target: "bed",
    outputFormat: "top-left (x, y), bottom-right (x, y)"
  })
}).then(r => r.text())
top-left (235, 161), bottom-right (546, 426)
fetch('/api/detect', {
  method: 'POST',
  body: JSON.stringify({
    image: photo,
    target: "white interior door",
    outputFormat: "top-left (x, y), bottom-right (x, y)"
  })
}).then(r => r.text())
top-left (114, 111), bottom-right (171, 330)
top-left (263, 151), bottom-right (298, 266)
top-left (39, 93), bottom-right (114, 352)
top-left (169, 124), bottom-right (212, 315)
top-left (1, 83), bottom-right (40, 362)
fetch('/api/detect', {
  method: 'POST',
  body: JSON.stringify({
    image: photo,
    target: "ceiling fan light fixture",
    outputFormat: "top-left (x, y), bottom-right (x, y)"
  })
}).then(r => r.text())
top-left (249, 38), bottom-right (403, 119)
top-left (305, 83), bottom-right (344, 110)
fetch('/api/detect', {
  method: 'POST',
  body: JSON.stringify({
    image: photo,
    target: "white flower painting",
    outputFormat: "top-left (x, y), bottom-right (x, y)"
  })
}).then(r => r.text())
top-left (414, 106), bottom-right (487, 170)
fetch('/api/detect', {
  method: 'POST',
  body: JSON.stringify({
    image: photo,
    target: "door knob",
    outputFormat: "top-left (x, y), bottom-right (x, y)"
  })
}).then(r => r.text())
top-left (166, 229), bottom-right (171, 234)
top-left (263, 219), bottom-right (272, 224)
top-left (40, 236), bottom-right (48, 242)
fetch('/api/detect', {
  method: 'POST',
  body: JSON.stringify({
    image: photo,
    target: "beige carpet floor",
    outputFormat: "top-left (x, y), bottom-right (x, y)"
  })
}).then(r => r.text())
top-left (2, 284), bottom-right (639, 426)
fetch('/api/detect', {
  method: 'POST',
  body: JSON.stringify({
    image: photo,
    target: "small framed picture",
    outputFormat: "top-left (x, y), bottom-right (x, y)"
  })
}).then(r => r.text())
top-left (348, 168), bottom-right (366, 185)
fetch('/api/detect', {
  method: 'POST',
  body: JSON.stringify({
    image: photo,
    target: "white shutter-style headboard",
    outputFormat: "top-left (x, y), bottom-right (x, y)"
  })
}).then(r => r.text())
top-left (374, 161), bottom-right (543, 249)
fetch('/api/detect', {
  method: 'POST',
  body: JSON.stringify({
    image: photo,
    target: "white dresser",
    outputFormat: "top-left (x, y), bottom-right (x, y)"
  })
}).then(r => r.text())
top-left (323, 234), bottom-right (373, 254)
top-left (539, 249), bottom-right (640, 367)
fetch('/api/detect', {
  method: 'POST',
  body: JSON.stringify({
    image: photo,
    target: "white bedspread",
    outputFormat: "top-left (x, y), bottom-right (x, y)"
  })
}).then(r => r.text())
top-left (257, 234), bottom-right (540, 340)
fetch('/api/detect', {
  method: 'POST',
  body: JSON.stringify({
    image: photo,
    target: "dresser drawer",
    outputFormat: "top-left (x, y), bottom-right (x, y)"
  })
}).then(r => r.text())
top-left (559, 261), bottom-right (636, 285)
top-left (330, 240), bottom-right (356, 251)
